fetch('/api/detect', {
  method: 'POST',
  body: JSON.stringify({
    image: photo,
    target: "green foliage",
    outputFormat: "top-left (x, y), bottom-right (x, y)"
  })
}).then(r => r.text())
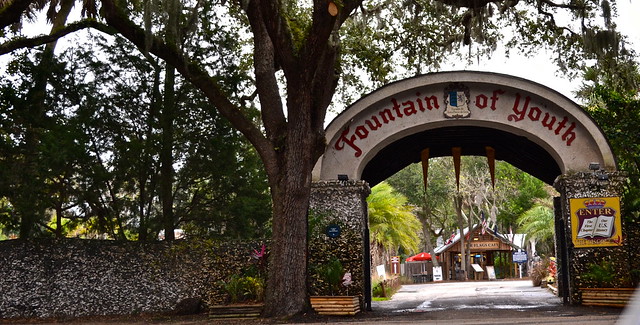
top-left (0, 32), bottom-right (271, 240)
top-left (517, 202), bottom-right (555, 256)
top-left (367, 182), bottom-right (421, 254)
top-left (387, 157), bottom-right (551, 247)
top-left (494, 162), bottom-right (549, 228)
top-left (582, 260), bottom-right (617, 288)
top-left (585, 85), bottom-right (640, 222)
top-left (223, 274), bottom-right (265, 304)
top-left (314, 256), bottom-right (344, 296)
top-left (371, 277), bottom-right (402, 298)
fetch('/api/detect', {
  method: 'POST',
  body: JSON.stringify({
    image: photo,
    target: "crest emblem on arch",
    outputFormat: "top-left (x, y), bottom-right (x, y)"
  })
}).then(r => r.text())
top-left (444, 83), bottom-right (471, 118)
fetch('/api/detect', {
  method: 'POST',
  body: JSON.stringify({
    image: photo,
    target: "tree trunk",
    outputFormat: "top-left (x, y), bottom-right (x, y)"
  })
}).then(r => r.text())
top-left (466, 206), bottom-right (473, 277)
top-left (455, 194), bottom-right (467, 280)
top-left (160, 0), bottom-right (179, 241)
top-left (17, 0), bottom-right (74, 238)
top-left (422, 196), bottom-right (439, 267)
top-left (263, 125), bottom-right (315, 317)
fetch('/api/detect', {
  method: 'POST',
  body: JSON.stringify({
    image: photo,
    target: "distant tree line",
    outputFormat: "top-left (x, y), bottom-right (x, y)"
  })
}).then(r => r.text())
top-left (0, 34), bottom-right (271, 241)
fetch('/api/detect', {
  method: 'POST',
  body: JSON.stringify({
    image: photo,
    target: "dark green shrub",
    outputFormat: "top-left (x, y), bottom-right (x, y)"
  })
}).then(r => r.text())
top-left (315, 257), bottom-right (344, 295)
top-left (582, 260), bottom-right (616, 288)
top-left (223, 274), bottom-right (265, 303)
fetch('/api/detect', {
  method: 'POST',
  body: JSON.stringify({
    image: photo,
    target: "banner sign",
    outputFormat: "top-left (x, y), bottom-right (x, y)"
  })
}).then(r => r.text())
top-left (470, 241), bottom-right (500, 250)
top-left (570, 197), bottom-right (623, 247)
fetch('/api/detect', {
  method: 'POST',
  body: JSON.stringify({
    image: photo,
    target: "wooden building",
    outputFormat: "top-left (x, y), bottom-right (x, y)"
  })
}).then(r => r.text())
top-left (434, 224), bottom-right (520, 280)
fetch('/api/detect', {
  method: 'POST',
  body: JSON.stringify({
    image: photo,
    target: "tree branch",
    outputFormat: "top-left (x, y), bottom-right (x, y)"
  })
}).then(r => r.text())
top-left (538, 0), bottom-right (584, 11)
top-left (257, 0), bottom-right (297, 75)
top-left (245, 0), bottom-right (286, 148)
top-left (0, 19), bottom-right (115, 55)
top-left (99, 0), bottom-right (277, 173)
top-left (0, 0), bottom-right (35, 29)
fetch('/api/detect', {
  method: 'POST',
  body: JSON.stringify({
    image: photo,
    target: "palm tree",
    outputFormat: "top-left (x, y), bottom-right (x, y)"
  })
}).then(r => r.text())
top-left (367, 182), bottom-right (421, 267)
top-left (517, 201), bottom-right (555, 256)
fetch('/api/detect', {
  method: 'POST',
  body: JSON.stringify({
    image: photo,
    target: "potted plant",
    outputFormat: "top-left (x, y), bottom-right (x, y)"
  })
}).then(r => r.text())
top-left (309, 257), bottom-right (360, 315)
top-left (210, 244), bottom-right (267, 319)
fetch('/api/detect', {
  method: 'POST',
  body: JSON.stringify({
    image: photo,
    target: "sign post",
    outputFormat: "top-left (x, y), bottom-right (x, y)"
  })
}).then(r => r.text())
top-left (512, 250), bottom-right (528, 278)
top-left (390, 256), bottom-right (400, 275)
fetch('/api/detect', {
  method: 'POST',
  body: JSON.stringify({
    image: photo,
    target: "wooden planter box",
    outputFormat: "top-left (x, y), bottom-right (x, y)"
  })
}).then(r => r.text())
top-left (310, 296), bottom-right (360, 315)
top-left (580, 288), bottom-right (636, 307)
top-left (208, 304), bottom-right (264, 319)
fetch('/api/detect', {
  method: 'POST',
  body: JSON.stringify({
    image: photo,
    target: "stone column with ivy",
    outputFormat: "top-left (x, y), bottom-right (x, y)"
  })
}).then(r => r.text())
top-left (554, 171), bottom-right (631, 304)
top-left (308, 180), bottom-right (371, 309)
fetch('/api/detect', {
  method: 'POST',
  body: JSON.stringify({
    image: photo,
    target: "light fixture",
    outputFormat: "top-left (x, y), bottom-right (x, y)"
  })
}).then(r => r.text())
top-left (338, 174), bottom-right (348, 181)
top-left (589, 162), bottom-right (600, 171)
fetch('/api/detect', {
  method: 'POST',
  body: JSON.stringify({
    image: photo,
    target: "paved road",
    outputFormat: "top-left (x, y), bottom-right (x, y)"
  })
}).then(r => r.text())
top-left (373, 280), bottom-right (562, 312)
top-left (360, 280), bottom-right (628, 325)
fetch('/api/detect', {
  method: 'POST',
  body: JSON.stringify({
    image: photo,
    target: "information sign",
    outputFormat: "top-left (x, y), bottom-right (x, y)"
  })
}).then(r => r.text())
top-left (486, 266), bottom-right (496, 280)
top-left (433, 266), bottom-right (443, 281)
top-left (513, 251), bottom-right (528, 264)
top-left (390, 256), bottom-right (400, 274)
top-left (326, 224), bottom-right (341, 238)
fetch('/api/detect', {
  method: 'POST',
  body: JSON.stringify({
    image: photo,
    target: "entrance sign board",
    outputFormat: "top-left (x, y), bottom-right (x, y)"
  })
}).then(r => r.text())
top-left (570, 197), bottom-right (623, 247)
top-left (314, 72), bottom-right (617, 185)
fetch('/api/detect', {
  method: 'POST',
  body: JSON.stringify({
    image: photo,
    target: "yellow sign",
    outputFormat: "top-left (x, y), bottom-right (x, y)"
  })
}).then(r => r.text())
top-left (570, 197), bottom-right (623, 247)
top-left (470, 241), bottom-right (500, 250)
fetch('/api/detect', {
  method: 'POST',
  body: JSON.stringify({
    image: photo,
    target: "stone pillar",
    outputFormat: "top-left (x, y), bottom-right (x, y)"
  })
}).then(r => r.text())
top-left (554, 171), bottom-right (629, 304)
top-left (308, 180), bottom-right (371, 310)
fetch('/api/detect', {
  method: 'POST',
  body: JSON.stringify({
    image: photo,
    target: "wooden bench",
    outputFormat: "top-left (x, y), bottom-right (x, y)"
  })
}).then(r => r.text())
top-left (580, 288), bottom-right (636, 307)
top-left (310, 296), bottom-right (360, 315)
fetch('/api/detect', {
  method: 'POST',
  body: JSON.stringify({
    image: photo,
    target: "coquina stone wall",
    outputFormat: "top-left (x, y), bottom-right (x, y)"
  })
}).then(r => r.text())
top-left (0, 238), bottom-right (266, 319)
top-left (308, 180), bottom-right (371, 308)
top-left (555, 171), bottom-right (636, 304)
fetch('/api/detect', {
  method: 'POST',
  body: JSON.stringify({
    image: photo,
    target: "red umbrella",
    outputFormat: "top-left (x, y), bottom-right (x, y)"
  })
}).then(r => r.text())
top-left (406, 252), bottom-right (434, 261)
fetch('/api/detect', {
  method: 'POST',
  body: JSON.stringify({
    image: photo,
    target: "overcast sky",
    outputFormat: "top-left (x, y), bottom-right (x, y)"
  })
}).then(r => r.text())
top-left (447, 0), bottom-right (640, 103)
top-left (5, 1), bottom-right (639, 106)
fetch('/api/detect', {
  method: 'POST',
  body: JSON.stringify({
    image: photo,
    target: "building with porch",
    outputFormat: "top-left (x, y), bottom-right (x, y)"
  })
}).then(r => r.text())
top-left (433, 224), bottom-right (522, 280)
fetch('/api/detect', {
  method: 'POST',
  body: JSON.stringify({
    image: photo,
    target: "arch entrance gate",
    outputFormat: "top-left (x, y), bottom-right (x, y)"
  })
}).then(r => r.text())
top-left (308, 71), bottom-right (627, 310)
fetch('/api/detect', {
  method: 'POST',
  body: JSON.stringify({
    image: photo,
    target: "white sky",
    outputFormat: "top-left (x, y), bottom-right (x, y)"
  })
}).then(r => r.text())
top-left (5, 1), bottom-right (639, 106)
top-left (446, 0), bottom-right (640, 104)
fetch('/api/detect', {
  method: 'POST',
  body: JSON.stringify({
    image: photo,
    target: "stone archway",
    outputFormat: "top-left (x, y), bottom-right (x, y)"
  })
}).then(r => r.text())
top-left (309, 71), bottom-right (628, 311)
